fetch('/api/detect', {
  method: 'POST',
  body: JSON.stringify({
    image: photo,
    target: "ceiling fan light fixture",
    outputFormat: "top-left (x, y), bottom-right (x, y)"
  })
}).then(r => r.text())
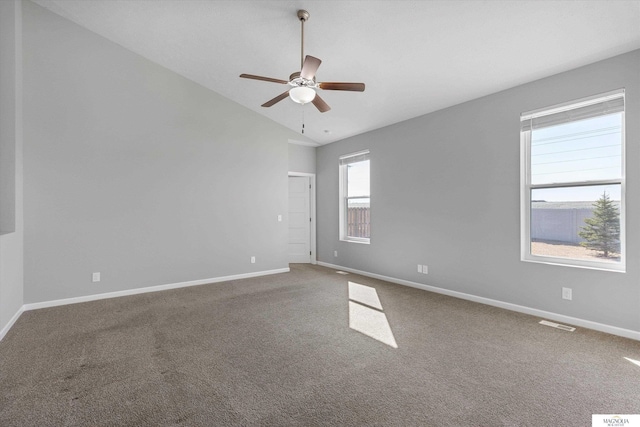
top-left (289, 86), bottom-right (316, 104)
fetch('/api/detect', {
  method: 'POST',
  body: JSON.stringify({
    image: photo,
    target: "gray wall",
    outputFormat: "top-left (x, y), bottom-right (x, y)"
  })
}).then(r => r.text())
top-left (317, 50), bottom-right (640, 332)
top-left (22, 1), bottom-right (303, 304)
top-left (288, 142), bottom-right (316, 174)
top-left (0, 0), bottom-right (17, 235)
top-left (0, 0), bottom-right (24, 334)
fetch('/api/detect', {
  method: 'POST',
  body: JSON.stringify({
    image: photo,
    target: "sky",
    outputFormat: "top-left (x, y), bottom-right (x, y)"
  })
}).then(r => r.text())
top-left (530, 112), bottom-right (622, 202)
top-left (347, 160), bottom-right (370, 199)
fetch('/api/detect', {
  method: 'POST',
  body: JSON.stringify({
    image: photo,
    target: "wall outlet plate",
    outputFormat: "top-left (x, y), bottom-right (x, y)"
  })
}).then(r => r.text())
top-left (92, 272), bottom-right (100, 282)
top-left (562, 287), bottom-right (572, 300)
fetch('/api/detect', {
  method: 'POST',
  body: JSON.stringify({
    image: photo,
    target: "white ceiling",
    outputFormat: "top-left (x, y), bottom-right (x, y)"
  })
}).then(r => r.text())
top-left (32, 0), bottom-right (640, 145)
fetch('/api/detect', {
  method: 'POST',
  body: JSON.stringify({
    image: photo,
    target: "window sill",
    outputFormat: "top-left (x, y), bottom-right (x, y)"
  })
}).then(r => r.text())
top-left (340, 238), bottom-right (370, 245)
top-left (521, 256), bottom-right (625, 273)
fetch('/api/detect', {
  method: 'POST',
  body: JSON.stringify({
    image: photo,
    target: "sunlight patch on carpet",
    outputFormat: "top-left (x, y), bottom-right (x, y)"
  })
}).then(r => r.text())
top-left (624, 357), bottom-right (640, 368)
top-left (348, 282), bottom-right (397, 348)
top-left (348, 281), bottom-right (383, 310)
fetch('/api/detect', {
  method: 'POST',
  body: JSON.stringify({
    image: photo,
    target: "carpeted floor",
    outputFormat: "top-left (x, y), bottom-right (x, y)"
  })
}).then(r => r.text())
top-left (1, 264), bottom-right (639, 426)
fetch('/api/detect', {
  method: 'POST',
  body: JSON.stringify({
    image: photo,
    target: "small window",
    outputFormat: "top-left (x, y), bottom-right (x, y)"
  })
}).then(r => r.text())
top-left (339, 150), bottom-right (370, 243)
top-left (521, 89), bottom-right (625, 271)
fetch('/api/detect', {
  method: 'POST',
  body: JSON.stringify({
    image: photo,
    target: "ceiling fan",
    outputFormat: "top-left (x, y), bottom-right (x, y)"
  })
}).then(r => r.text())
top-left (239, 10), bottom-right (365, 113)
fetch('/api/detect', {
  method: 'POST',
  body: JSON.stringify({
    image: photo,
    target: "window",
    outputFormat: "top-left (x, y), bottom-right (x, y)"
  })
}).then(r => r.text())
top-left (339, 150), bottom-right (370, 243)
top-left (521, 89), bottom-right (625, 271)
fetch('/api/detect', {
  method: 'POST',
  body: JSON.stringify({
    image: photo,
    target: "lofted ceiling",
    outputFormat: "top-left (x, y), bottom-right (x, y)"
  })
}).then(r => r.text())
top-left (32, 0), bottom-right (640, 145)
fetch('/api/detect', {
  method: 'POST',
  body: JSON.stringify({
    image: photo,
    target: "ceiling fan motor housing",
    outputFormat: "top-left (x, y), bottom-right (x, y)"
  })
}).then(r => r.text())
top-left (289, 72), bottom-right (316, 88)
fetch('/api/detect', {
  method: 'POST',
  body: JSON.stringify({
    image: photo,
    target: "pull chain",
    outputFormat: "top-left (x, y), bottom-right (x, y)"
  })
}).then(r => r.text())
top-left (301, 104), bottom-right (305, 134)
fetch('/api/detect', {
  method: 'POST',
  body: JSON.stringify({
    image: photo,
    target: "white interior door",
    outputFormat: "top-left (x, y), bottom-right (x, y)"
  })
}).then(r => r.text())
top-left (288, 176), bottom-right (311, 263)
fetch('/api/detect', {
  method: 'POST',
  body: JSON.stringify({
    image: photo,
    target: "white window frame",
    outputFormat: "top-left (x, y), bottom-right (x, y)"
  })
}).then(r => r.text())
top-left (520, 89), bottom-right (626, 272)
top-left (339, 150), bottom-right (370, 244)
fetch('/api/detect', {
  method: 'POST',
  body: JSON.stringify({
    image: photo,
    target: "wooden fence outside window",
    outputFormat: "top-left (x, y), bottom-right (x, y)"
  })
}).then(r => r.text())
top-left (347, 207), bottom-right (370, 238)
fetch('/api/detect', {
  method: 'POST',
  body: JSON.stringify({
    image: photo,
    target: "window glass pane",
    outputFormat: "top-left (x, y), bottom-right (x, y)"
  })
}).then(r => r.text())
top-left (347, 160), bottom-right (370, 197)
top-left (530, 184), bottom-right (621, 263)
top-left (347, 198), bottom-right (370, 238)
top-left (531, 113), bottom-right (622, 185)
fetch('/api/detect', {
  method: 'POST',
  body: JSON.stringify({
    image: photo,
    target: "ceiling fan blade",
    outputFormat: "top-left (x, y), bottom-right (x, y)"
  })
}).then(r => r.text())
top-left (311, 94), bottom-right (331, 113)
top-left (240, 74), bottom-right (289, 85)
top-left (261, 91), bottom-right (290, 108)
top-left (300, 55), bottom-right (322, 80)
top-left (318, 82), bottom-right (365, 92)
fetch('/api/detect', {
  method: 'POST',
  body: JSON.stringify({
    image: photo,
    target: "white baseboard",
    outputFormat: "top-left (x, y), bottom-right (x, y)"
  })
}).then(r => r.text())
top-left (318, 261), bottom-right (640, 341)
top-left (22, 268), bottom-right (290, 312)
top-left (0, 305), bottom-right (25, 342)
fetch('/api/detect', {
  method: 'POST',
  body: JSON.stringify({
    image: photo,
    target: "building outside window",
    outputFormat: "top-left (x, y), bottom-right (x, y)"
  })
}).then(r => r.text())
top-left (520, 89), bottom-right (625, 272)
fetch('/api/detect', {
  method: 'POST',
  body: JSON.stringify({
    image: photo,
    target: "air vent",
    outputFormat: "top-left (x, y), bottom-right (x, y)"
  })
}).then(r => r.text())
top-left (336, 271), bottom-right (349, 275)
top-left (539, 320), bottom-right (576, 332)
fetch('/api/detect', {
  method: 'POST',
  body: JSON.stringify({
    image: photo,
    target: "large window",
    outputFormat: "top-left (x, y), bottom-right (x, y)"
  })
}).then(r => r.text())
top-left (339, 150), bottom-right (370, 243)
top-left (521, 89), bottom-right (625, 271)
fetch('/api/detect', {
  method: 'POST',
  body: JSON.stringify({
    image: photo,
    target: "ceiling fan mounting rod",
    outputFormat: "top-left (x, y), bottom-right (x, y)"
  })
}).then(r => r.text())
top-left (297, 10), bottom-right (309, 70)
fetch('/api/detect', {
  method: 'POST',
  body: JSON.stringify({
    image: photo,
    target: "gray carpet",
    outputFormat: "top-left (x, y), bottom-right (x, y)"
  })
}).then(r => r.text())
top-left (1, 264), bottom-right (639, 426)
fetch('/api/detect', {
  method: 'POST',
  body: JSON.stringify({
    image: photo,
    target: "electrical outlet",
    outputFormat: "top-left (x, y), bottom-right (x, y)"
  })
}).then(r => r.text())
top-left (417, 264), bottom-right (423, 273)
top-left (562, 287), bottom-right (572, 300)
top-left (334, 250), bottom-right (338, 257)
top-left (251, 256), bottom-right (256, 264)
top-left (422, 265), bottom-right (428, 274)
top-left (277, 215), bottom-right (282, 222)
top-left (92, 272), bottom-right (100, 283)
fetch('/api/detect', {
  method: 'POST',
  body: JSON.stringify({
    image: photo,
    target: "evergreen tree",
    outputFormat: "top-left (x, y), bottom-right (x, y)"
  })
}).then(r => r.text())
top-left (578, 191), bottom-right (620, 258)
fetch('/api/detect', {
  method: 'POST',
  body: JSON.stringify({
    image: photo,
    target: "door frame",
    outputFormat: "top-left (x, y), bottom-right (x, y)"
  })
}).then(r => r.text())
top-left (288, 172), bottom-right (316, 264)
